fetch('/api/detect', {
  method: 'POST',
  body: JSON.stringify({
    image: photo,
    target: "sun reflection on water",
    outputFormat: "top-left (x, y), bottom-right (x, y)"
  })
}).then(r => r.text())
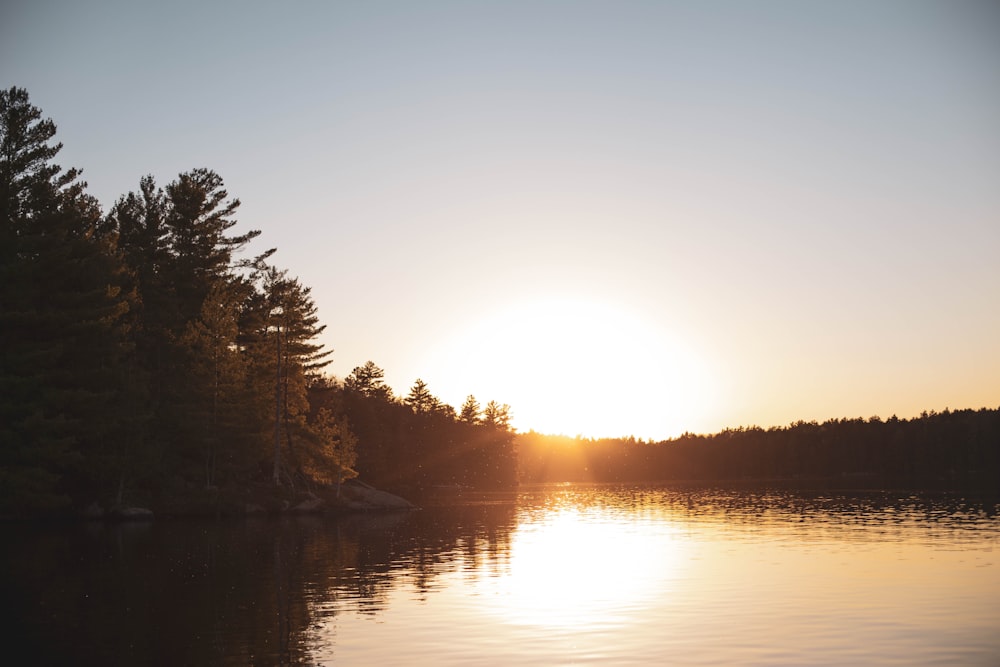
top-left (476, 504), bottom-right (687, 629)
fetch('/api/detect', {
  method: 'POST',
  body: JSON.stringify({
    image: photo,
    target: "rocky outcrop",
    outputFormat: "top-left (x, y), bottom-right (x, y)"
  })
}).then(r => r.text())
top-left (341, 481), bottom-right (417, 511)
top-left (292, 496), bottom-right (325, 513)
top-left (68, 480), bottom-right (415, 520)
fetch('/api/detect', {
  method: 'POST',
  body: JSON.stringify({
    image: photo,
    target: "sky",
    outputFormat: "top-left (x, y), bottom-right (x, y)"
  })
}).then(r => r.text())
top-left (3, 0), bottom-right (998, 440)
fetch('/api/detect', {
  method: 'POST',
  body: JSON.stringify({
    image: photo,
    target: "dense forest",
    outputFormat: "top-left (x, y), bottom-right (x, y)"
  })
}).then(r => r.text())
top-left (2, 87), bottom-right (996, 518)
top-left (0, 87), bottom-right (516, 518)
top-left (519, 407), bottom-right (1000, 489)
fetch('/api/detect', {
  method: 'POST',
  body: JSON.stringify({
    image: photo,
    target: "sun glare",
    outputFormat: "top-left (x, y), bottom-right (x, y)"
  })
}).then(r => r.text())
top-left (475, 507), bottom-right (685, 629)
top-left (426, 296), bottom-right (719, 439)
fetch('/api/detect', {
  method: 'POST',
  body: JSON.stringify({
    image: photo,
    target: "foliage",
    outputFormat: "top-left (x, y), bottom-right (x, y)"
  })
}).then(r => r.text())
top-left (0, 87), bottom-right (129, 514)
top-left (0, 89), bottom-right (519, 516)
top-left (334, 365), bottom-right (518, 491)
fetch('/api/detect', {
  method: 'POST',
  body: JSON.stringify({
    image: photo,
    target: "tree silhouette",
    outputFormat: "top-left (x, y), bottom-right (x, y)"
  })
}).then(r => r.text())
top-left (483, 401), bottom-right (512, 430)
top-left (0, 87), bottom-right (129, 514)
top-left (459, 395), bottom-right (481, 424)
top-left (344, 361), bottom-right (393, 400)
top-left (405, 379), bottom-right (440, 414)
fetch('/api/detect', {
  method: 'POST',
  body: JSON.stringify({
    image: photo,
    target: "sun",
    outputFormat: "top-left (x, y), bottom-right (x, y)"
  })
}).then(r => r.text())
top-left (425, 295), bottom-right (719, 439)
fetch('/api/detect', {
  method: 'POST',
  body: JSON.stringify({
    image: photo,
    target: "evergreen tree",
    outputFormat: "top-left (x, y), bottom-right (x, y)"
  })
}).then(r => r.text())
top-left (0, 87), bottom-right (128, 514)
top-left (483, 401), bottom-right (512, 430)
top-left (108, 169), bottom-right (272, 490)
top-left (177, 279), bottom-right (252, 487)
top-left (163, 168), bottom-right (259, 327)
top-left (303, 407), bottom-right (358, 496)
top-left (245, 266), bottom-right (332, 486)
top-left (459, 395), bottom-right (481, 424)
top-left (344, 361), bottom-right (394, 401)
top-left (405, 379), bottom-right (440, 414)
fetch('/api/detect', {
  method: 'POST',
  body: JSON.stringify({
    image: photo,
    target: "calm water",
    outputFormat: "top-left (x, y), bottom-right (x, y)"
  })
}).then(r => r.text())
top-left (3, 485), bottom-right (999, 666)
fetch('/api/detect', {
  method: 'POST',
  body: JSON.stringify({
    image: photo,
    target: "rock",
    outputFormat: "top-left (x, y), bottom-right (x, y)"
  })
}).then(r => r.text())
top-left (344, 500), bottom-right (371, 511)
top-left (292, 497), bottom-right (325, 513)
top-left (245, 503), bottom-right (266, 515)
top-left (343, 482), bottom-right (417, 511)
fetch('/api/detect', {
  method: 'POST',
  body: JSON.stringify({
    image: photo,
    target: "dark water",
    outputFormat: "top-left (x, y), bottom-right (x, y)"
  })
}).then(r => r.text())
top-left (3, 486), bottom-right (999, 665)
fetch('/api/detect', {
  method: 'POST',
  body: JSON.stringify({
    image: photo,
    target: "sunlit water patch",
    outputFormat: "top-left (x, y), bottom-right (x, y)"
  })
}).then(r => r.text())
top-left (473, 505), bottom-right (687, 629)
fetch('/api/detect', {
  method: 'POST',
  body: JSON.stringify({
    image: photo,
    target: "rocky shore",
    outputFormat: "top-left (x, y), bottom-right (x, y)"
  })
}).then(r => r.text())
top-left (77, 479), bottom-right (417, 521)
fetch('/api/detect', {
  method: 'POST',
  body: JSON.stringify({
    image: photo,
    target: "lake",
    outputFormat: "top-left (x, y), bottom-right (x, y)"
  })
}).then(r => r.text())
top-left (3, 485), bottom-right (998, 665)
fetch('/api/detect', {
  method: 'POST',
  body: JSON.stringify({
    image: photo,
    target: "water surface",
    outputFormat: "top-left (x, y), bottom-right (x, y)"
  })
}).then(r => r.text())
top-left (3, 486), bottom-right (998, 665)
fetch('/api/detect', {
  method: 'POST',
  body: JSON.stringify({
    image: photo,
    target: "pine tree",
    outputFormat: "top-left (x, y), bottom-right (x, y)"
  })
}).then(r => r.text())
top-left (108, 169), bottom-right (271, 490)
top-left (0, 87), bottom-right (128, 514)
top-left (405, 379), bottom-right (440, 414)
top-left (177, 279), bottom-right (253, 487)
top-left (344, 361), bottom-right (394, 401)
top-left (242, 266), bottom-right (331, 486)
top-left (303, 407), bottom-right (358, 496)
top-left (459, 395), bottom-right (481, 424)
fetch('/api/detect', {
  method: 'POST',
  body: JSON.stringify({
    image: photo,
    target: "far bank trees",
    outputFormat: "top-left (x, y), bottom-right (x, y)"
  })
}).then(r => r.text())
top-left (518, 408), bottom-right (1000, 490)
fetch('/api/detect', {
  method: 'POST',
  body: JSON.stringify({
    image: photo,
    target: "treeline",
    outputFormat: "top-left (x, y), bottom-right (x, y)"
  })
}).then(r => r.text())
top-left (519, 407), bottom-right (1000, 489)
top-left (0, 87), bottom-right (514, 517)
top-left (313, 364), bottom-right (518, 492)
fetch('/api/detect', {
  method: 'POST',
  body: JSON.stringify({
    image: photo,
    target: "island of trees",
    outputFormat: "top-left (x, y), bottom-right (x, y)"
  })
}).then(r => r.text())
top-left (1, 87), bottom-right (514, 517)
top-left (2, 87), bottom-right (997, 518)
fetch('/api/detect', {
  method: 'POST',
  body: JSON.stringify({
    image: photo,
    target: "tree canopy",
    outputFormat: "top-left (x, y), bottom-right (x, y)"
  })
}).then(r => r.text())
top-left (0, 88), bottom-right (519, 516)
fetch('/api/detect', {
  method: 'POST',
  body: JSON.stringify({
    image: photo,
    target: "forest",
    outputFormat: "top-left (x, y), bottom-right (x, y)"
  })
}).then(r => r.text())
top-left (519, 407), bottom-right (1000, 489)
top-left (0, 87), bottom-right (515, 518)
top-left (2, 87), bottom-right (996, 519)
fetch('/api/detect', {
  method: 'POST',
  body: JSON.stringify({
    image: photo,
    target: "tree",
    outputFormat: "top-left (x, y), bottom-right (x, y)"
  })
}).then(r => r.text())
top-left (163, 168), bottom-right (260, 326)
top-left (0, 87), bottom-right (129, 514)
top-left (405, 379), bottom-right (440, 414)
top-left (176, 279), bottom-right (252, 488)
top-left (251, 267), bottom-right (331, 486)
top-left (344, 361), bottom-right (393, 401)
top-left (304, 407), bottom-right (358, 497)
top-left (459, 395), bottom-right (481, 424)
top-left (483, 401), bottom-right (512, 430)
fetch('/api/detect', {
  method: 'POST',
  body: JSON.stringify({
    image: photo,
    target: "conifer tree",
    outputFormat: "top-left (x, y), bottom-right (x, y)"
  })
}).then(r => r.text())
top-left (0, 87), bottom-right (128, 514)
top-left (344, 361), bottom-right (394, 401)
top-left (459, 395), bottom-right (481, 424)
top-left (303, 407), bottom-right (358, 496)
top-left (405, 379), bottom-right (440, 414)
top-left (241, 266), bottom-right (331, 485)
top-left (108, 169), bottom-right (271, 488)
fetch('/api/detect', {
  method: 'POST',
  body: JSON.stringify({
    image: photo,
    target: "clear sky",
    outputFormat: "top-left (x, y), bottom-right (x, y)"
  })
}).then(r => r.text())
top-left (3, 0), bottom-right (998, 440)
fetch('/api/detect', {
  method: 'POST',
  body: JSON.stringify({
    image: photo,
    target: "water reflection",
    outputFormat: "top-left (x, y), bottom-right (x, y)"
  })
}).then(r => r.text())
top-left (477, 506), bottom-right (685, 629)
top-left (2, 486), bottom-right (998, 666)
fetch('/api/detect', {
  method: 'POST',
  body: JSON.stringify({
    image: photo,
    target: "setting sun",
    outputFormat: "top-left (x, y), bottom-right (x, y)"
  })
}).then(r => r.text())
top-left (426, 296), bottom-right (721, 439)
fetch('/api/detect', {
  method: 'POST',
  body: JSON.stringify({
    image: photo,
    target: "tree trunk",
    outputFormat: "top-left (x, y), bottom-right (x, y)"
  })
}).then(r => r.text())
top-left (272, 325), bottom-right (281, 485)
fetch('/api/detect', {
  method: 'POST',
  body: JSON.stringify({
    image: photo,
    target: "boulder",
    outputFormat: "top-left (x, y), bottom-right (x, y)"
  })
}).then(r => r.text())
top-left (343, 482), bottom-right (417, 511)
top-left (292, 496), bottom-right (325, 513)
